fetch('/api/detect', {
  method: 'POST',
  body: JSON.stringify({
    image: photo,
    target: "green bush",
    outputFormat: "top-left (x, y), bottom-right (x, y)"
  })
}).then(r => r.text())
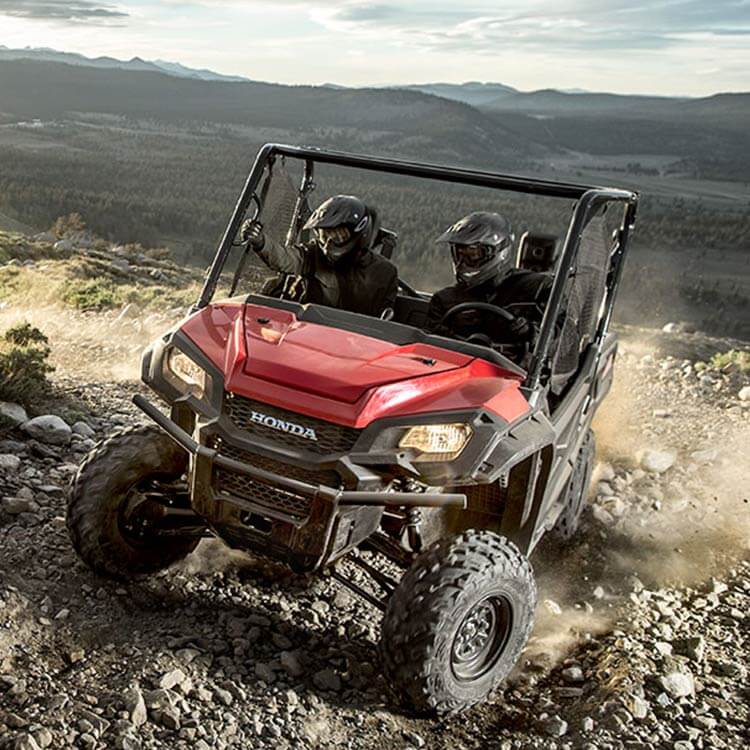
top-left (61, 279), bottom-right (119, 310)
top-left (0, 323), bottom-right (54, 408)
top-left (709, 349), bottom-right (750, 373)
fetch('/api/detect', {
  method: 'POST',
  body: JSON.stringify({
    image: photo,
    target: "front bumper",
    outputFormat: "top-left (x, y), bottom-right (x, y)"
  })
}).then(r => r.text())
top-left (134, 394), bottom-right (466, 571)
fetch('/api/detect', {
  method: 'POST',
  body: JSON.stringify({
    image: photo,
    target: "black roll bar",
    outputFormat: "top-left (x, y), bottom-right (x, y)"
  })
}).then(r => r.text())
top-left (195, 143), bottom-right (638, 392)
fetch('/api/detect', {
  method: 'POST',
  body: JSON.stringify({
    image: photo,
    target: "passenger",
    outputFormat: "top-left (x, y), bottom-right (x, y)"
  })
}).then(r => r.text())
top-left (426, 211), bottom-right (552, 344)
top-left (241, 195), bottom-right (398, 318)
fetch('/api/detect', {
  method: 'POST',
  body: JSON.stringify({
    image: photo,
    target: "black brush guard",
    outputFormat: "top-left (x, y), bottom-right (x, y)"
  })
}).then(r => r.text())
top-left (133, 394), bottom-right (466, 571)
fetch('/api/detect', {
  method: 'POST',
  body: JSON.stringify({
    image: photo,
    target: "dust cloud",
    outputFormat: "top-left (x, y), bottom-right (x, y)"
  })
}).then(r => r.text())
top-left (0, 304), bottom-right (182, 382)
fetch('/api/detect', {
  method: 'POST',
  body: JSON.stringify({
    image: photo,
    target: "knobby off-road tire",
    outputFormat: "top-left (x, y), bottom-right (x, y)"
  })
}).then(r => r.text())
top-left (552, 429), bottom-right (595, 542)
top-left (67, 424), bottom-right (199, 580)
top-left (381, 530), bottom-right (536, 714)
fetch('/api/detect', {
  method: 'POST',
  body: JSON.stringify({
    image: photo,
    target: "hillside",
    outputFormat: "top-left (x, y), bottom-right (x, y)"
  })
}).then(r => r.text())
top-left (0, 61), bottom-right (537, 162)
top-left (0, 230), bottom-right (748, 750)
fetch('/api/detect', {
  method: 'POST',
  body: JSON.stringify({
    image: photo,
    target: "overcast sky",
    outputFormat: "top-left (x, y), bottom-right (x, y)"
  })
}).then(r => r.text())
top-left (1, 0), bottom-right (748, 95)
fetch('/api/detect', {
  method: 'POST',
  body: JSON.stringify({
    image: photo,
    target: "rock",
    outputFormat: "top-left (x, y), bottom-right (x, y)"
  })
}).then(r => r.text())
top-left (312, 668), bottom-right (341, 692)
top-left (254, 662), bottom-right (276, 683)
top-left (627, 694), bottom-right (650, 719)
top-left (541, 715), bottom-right (568, 737)
top-left (738, 386), bottom-right (750, 402)
top-left (0, 401), bottom-right (28, 426)
top-left (21, 416), bottom-right (71, 446)
top-left (674, 636), bottom-right (705, 662)
top-left (662, 322), bottom-right (680, 333)
top-left (562, 666), bottom-right (585, 684)
top-left (53, 239), bottom-right (74, 252)
top-left (638, 449), bottom-right (677, 474)
top-left (0, 454), bottom-right (21, 471)
top-left (280, 650), bottom-right (304, 678)
top-left (71, 422), bottom-right (95, 439)
top-left (597, 462), bottom-right (616, 481)
top-left (592, 505), bottom-right (616, 527)
top-left (2, 496), bottom-right (38, 515)
top-left (12, 734), bottom-right (42, 750)
top-left (543, 599), bottom-right (563, 616)
top-left (124, 686), bottom-right (147, 727)
top-left (158, 668), bottom-right (187, 690)
top-left (31, 728), bottom-right (53, 749)
top-left (660, 669), bottom-right (695, 698)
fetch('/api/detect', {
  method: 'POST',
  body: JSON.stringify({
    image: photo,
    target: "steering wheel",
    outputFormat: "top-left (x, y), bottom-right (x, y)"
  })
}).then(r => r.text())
top-left (438, 301), bottom-right (518, 346)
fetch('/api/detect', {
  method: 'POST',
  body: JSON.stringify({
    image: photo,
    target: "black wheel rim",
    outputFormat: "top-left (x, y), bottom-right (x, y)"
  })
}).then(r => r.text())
top-left (118, 476), bottom-right (186, 546)
top-left (451, 595), bottom-right (513, 681)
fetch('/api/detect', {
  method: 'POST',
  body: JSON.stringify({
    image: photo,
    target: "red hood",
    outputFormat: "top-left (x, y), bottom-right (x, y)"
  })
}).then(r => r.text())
top-left (240, 305), bottom-right (470, 403)
top-left (180, 302), bottom-right (529, 428)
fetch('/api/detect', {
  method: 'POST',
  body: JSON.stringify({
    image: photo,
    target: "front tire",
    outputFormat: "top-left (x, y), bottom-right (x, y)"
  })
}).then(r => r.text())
top-left (67, 424), bottom-right (199, 580)
top-left (381, 530), bottom-right (536, 714)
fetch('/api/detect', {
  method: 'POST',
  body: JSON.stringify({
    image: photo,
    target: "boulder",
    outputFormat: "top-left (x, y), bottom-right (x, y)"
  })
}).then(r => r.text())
top-left (0, 401), bottom-right (28, 426)
top-left (638, 449), bottom-right (676, 474)
top-left (0, 454), bottom-right (21, 472)
top-left (72, 422), bottom-right (95, 439)
top-left (21, 416), bottom-right (72, 446)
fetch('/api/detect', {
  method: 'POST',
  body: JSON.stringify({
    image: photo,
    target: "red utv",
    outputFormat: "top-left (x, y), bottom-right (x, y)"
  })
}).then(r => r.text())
top-left (67, 144), bottom-right (638, 714)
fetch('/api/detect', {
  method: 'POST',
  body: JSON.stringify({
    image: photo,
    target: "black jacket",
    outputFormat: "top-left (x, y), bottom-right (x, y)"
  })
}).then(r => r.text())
top-left (256, 239), bottom-right (398, 318)
top-left (427, 269), bottom-right (553, 341)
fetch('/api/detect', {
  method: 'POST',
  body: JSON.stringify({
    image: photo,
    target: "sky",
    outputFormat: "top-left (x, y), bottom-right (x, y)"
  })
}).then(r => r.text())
top-left (1, 0), bottom-right (749, 95)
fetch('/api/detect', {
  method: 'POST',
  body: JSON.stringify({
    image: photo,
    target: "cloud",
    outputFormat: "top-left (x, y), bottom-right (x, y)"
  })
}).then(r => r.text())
top-left (0, 0), bottom-right (127, 23)
top-left (309, 0), bottom-right (750, 54)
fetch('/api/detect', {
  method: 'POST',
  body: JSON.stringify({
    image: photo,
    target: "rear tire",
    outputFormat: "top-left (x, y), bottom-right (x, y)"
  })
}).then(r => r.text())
top-left (67, 424), bottom-right (199, 580)
top-left (553, 429), bottom-right (595, 542)
top-left (380, 530), bottom-right (536, 714)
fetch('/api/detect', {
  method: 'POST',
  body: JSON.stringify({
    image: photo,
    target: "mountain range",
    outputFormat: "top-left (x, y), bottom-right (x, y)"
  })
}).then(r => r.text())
top-left (0, 46), bottom-right (250, 83)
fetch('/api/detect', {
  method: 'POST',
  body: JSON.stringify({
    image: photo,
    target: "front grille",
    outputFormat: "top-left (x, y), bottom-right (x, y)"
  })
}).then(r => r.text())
top-left (224, 394), bottom-right (361, 456)
top-left (212, 441), bottom-right (340, 520)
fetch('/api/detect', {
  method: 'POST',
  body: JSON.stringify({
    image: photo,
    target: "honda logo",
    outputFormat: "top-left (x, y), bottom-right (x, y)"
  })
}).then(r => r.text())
top-left (250, 411), bottom-right (318, 442)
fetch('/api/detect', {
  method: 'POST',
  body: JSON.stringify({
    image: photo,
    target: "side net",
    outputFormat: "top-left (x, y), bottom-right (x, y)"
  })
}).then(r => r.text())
top-left (551, 210), bottom-right (611, 389)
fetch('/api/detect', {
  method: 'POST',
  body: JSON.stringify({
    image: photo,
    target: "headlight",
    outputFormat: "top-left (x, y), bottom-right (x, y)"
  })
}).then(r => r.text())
top-left (399, 423), bottom-right (472, 462)
top-left (164, 348), bottom-right (208, 399)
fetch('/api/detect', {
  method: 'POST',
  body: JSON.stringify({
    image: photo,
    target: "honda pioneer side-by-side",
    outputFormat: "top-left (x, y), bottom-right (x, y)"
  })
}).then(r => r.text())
top-left (67, 144), bottom-right (638, 714)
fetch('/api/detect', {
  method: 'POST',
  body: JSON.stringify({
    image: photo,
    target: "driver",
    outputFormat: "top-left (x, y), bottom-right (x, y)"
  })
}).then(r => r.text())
top-left (241, 195), bottom-right (398, 318)
top-left (426, 211), bottom-right (552, 345)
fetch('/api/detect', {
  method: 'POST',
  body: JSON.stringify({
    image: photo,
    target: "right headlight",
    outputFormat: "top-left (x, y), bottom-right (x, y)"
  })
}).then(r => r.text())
top-left (163, 348), bottom-right (208, 399)
top-left (399, 423), bottom-right (472, 462)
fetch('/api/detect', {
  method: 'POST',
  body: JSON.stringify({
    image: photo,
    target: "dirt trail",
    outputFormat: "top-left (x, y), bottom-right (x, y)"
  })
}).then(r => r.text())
top-left (0, 314), bottom-right (748, 749)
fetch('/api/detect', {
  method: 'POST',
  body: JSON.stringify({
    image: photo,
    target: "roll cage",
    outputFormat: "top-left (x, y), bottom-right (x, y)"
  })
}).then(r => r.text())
top-left (196, 143), bottom-right (638, 396)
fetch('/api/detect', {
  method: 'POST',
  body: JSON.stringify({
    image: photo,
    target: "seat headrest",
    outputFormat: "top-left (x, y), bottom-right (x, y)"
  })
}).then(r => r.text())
top-left (517, 232), bottom-right (559, 272)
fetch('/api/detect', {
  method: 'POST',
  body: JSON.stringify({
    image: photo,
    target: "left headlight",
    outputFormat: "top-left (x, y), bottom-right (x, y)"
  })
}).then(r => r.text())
top-left (399, 423), bottom-right (472, 462)
top-left (164, 348), bottom-right (208, 399)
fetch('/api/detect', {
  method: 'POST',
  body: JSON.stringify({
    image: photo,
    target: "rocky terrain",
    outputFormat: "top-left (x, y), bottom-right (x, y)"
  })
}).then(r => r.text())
top-left (0, 231), bottom-right (748, 750)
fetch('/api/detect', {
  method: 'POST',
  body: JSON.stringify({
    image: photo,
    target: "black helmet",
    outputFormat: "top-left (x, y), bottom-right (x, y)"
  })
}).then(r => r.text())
top-left (303, 195), bottom-right (371, 264)
top-left (436, 211), bottom-right (515, 288)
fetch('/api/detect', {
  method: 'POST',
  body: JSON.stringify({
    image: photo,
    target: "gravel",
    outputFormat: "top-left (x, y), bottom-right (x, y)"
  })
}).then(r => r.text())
top-left (0, 328), bottom-right (748, 750)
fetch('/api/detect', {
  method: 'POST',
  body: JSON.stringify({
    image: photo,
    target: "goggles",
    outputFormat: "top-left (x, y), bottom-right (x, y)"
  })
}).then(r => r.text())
top-left (314, 226), bottom-right (352, 249)
top-left (451, 243), bottom-right (494, 268)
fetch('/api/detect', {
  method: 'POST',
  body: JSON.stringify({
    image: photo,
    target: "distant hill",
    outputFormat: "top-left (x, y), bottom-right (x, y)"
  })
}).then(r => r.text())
top-left (0, 46), bottom-right (250, 83)
top-left (397, 82), bottom-right (518, 106)
top-left (483, 88), bottom-right (686, 115)
top-left (0, 60), bottom-right (543, 164)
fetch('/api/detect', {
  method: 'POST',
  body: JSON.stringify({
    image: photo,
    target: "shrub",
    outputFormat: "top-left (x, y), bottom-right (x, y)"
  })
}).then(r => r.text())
top-left (0, 323), bottom-right (54, 408)
top-left (53, 212), bottom-right (86, 238)
top-left (62, 279), bottom-right (119, 310)
top-left (709, 349), bottom-right (750, 373)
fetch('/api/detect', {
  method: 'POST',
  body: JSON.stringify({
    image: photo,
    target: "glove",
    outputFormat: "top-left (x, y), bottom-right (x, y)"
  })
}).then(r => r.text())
top-left (508, 316), bottom-right (532, 340)
top-left (240, 219), bottom-right (265, 251)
